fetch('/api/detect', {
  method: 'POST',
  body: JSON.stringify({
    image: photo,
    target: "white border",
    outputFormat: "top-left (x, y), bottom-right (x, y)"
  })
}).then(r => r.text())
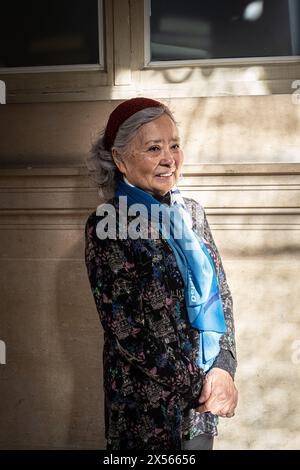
top-left (0, 0), bottom-right (104, 74)
top-left (144, 0), bottom-right (300, 68)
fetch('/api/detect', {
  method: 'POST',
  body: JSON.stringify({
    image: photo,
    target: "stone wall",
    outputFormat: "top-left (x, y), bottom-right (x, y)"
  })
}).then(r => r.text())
top-left (0, 157), bottom-right (299, 449)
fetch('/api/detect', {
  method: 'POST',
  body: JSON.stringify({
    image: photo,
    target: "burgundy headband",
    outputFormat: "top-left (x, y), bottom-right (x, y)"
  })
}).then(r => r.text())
top-left (103, 97), bottom-right (163, 151)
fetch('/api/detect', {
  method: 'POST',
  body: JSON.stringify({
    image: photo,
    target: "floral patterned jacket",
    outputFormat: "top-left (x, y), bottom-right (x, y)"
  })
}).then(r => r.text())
top-left (85, 195), bottom-right (237, 450)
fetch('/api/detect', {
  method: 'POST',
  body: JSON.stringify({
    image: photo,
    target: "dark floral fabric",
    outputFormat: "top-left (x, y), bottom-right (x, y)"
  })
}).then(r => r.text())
top-left (85, 195), bottom-right (237, 450)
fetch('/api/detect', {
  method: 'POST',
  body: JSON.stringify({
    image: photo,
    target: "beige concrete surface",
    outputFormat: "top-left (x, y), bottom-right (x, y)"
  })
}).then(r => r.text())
top-left (214, 258), bottom-right (300, 450)
top-left (0, 165), bottom-right (299, 450)
top-left (1, 95), bottom-right (300, 167)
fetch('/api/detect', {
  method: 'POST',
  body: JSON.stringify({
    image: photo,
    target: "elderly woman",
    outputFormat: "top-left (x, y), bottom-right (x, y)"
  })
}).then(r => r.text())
top-left (85, 97), bottom-right (238, 451)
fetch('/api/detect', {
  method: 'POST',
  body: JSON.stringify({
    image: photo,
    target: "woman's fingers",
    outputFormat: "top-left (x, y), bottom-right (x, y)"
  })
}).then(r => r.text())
top-left (195, 368), bottom-right (238, 417)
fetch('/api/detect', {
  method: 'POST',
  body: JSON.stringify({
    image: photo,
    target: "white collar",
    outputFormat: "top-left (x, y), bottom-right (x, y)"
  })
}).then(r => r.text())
top-left (123, 176), bottom-right (135, 187)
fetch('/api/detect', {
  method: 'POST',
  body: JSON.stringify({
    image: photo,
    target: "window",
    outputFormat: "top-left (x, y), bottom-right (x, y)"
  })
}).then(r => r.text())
top-left (1, 0), bottom-right (299, 102)
top-left (0, 0), bottom-right (103, 72)
top-left (147, 0), bottom-right (300, 64)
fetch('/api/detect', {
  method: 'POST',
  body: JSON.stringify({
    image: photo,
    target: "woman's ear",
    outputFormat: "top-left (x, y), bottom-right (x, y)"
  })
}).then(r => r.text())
top-left (112, 148), bottom-right (126, 175)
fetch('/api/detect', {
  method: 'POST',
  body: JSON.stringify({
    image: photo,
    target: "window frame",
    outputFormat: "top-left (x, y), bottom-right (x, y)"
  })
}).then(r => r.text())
top-left (0, 0), bottom-right (104, 74)
top-left (144, 0), bottom-right (300, 68)
top-left (1, 0), bottom-right (300, 103)
top-left (124, 0), bottom-right (300, 100)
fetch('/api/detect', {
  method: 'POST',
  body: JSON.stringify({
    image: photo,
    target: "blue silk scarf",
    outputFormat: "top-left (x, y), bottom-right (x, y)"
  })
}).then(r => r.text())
top-left (116, 180), bottom-right (226, 371)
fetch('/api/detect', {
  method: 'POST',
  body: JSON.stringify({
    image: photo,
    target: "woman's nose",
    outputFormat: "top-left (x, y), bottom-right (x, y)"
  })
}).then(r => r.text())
top-left (160, 147), bottom-right (175, 165)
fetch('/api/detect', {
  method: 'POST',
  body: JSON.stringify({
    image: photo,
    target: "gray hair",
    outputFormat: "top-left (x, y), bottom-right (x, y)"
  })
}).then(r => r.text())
top-left (87, 105), bottom-right (176, 199)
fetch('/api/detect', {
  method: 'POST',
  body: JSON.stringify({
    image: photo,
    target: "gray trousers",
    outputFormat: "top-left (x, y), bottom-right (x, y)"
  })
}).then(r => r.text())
top-left (182, 434), bottom-right (214, 450)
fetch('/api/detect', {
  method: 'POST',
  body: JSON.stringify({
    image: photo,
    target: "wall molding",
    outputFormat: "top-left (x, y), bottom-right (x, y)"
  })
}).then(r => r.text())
top-left (0, 164), bottom-right (299, 231)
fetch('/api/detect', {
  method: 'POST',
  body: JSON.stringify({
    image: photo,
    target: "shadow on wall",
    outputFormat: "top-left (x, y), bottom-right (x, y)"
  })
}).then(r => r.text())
top-left (0, 216), bottom-right (105, 449)
top-left (55, 235), bottom-right (105, 449)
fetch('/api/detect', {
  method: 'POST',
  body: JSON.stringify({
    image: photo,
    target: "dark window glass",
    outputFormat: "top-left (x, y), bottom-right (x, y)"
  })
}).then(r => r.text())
top-left (0, 0), bottom-right (100, 68)
top-left (150, 0), bottom-right (300, 61)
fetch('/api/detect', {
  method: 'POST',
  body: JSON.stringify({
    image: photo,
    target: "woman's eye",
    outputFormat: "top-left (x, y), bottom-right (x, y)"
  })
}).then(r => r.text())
top-left (148, 146), bottom-right (160, 152)
top-left (172, 144), bottom-right (180, 150)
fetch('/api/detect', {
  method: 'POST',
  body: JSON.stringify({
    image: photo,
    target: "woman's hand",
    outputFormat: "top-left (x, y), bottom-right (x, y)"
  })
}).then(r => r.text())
top-left (196, 367), bottom-right (238, 418)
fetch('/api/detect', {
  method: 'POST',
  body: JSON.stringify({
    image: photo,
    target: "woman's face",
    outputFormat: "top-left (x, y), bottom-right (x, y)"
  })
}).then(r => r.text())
top-left (113, 114), bottom-right (184, 197)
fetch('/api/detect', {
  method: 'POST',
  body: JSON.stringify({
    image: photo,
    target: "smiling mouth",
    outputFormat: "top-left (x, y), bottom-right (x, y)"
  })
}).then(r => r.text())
top-left (156, 171), bottom-right (175, 177)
